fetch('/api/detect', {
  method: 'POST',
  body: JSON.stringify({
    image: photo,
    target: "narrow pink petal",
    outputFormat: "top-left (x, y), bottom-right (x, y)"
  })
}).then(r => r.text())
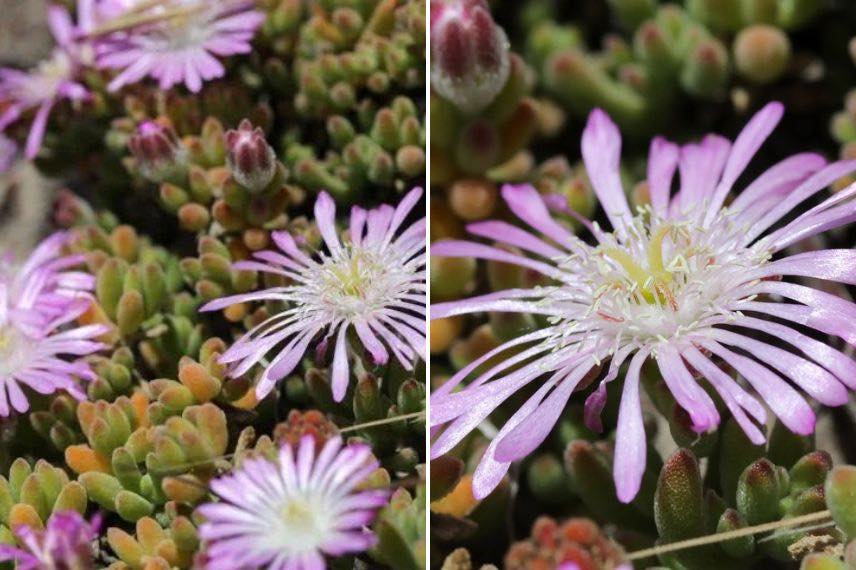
top-left (614, 349), bottom-right (649, 503)
top-left (581, 109), bottom-right (632, 231)
top-left (314, 191), bottom-right (342, 254)
top-left (647, 136), bottom-right (679, 218)
top-left (431, 240), bottom-right (567, 280)
top-left (494, 361), bottom-right (595, 462)
top-left (500, 184), bottom-right (583, 250)
top-left (331, 325), bottom-right (350, 402)
top-left (750, 249), bottom-right (856, 285)
top-left (705, 101), bottom-right (784, 224)
top-left (711, 329), bottom-right (848, 406)
top-left (703, 340), bottom-right (815, 435)
top-left (730, 152), bottom-right (826, 214)
top-left (466, 220), bottom-right (564, 258)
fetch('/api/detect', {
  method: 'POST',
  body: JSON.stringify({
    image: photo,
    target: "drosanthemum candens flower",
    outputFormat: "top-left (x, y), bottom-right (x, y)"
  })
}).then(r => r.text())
top-left (202, 188), bottom-right (426, 401)
top-left (0, 232), bottom-right (107, 415)
top-left (197, 436), bottom-right (388, 569)
top-left (91, 0), bottom-right (265, 93)
top-left (0, 3), bottom-right (89, 158)
top-left (0, 511), bottom-right (99, 570)
top-left (430, 101), bottom-right (856, 503)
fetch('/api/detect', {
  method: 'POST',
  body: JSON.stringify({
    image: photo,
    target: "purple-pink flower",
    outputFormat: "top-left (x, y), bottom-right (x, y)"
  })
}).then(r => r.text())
top-left (0, 5), bottom-right (89, 159)
top-left (202, 188), bottom-right (426, 402)
top-left (0, 232), bottom-right (107, 415)
top-left (0, 511), bottom-right (100, 570)
top-left (198, 436), bottom-right (388, 569)
top-left (430, 102), bottom-right (856, 503)
top-left (92, 0), bottom-right (264, 93)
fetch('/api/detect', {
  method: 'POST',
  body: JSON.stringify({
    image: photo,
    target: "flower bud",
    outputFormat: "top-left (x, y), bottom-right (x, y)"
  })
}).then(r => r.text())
top-left (128, 121), bottom-right (187, 183)
top-left (430, 0), bottom-right (511, 113)
top-left (225, 119), bottom-right (277, 193)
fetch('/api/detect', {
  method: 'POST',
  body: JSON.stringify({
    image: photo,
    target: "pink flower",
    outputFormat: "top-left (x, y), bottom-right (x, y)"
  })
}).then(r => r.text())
top-left (201, 189), bottom-right (426, 401)
top-left (92, 0), bottom-right (264, 93)
top-left (0, 5), bottom-right (89, 159)
top-left (198, 436), bottom-right (388, 569)
top-left (430, 102), bottom-right (856, 503)
top-left (0, 233), bottom-right (107, 415)
top-left (0, 511), bottom-right (100, 570)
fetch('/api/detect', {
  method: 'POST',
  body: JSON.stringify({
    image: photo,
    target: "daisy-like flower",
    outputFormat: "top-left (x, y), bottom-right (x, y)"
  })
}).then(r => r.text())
top-left (0, 511), bottom-right (100, 570)
top-left (92, 0), bottom-right (264, 93)
top-left (0, 5), bottom-right (89, 158)
top-left (430, 102), bottom-right (856, 503)
top-left (197, 436), bottom-right (388, 569)
top-left (0, 232), bottom-right (107, 415)
top-left (201, 188), bottom-right (426, 401)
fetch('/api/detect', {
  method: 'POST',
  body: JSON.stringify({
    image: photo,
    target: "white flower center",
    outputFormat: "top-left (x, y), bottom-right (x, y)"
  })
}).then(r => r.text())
top-left (264, 491), bottom-right (335, 555)
top-left (553, 210), bottom-right (771, 345)
top-left (0, 327), bottom-right (29, 377)
top-left (310, 245), bottom-right (413, 321)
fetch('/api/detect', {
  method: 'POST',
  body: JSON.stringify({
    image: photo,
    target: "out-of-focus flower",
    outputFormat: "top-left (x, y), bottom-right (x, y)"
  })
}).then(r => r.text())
top-left (225, 119), bottom-right (277, 192)
top-left (0, 511), bottom-right (100, 570)
top-left (430, 0), bottom-right (510, 113)
top-left (93, 0), bottom-right (264, 93)
top-left (0, 232), bottom-right (107, 415)
top-left (0, 133), bottom-right (15, 173)
top-left (198, 436), bottom-right (388, 569)
top-left (430, 102), bottom-right (856, 503)
top-left (202, 188), bottom-right (426, 401)
top-left (0, 5), bottom-right (89, 158)
top-left (128, 120), bottom-right (187, 183)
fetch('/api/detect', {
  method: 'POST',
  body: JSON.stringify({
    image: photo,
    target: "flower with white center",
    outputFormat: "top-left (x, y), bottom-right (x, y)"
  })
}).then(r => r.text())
top-left (430, 102), bottom-right (856, 503)
top-left (201, 188), bottom-right (426, 401)
top-left (0, 232), bottom-right (107, 415)
top-left (197, 436), bottom-right (388, 569)
top-left (92, 0), bottom-right (264, 93)
top-left (0, 5), bottom-right (89, 159)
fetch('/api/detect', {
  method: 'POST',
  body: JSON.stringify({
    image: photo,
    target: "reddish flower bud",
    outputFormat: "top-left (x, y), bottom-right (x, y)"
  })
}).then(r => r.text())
top-left (225, 119), bottom-right (277, 193)
top-left (128, 121), bottom-right (186, 183)
top-left (430, 0), bottom-right (510, 113)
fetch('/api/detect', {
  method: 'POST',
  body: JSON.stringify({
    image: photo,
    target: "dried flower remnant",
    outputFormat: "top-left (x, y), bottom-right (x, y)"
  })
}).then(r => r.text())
top-left (431, 102), bottom-right (856, 503)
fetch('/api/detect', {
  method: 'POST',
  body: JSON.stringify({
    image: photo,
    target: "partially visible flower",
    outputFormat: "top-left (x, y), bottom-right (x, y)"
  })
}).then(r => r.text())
top-left (198, 436), bottom-right (388, 569)
top-left (128, 120), bottom-right (187, 183)
top-left (0, 511), bottom-right (100, 570)
top-left (93, 0), bottom-right (265, 93)
top-left (0, 133), bottom-right (15, 173)
top-left (202, 188), bottom-right (426, 401)
top-left (430, 0), bottom-right (511, 113)
top-left (0, 5), bottom-right (89, 158)
top-left (0, 232), bottom-right (107, 415)
top-left (225, 119), bottom-right (277, 192)
top-left (430, 102), bottom-right (856, 503)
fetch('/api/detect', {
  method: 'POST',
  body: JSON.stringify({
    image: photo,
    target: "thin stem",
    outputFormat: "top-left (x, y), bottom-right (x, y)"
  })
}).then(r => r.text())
top-left (626, 510), bottom-right (834, 561)
top-left (340, 410), bottom-right (425, 433)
